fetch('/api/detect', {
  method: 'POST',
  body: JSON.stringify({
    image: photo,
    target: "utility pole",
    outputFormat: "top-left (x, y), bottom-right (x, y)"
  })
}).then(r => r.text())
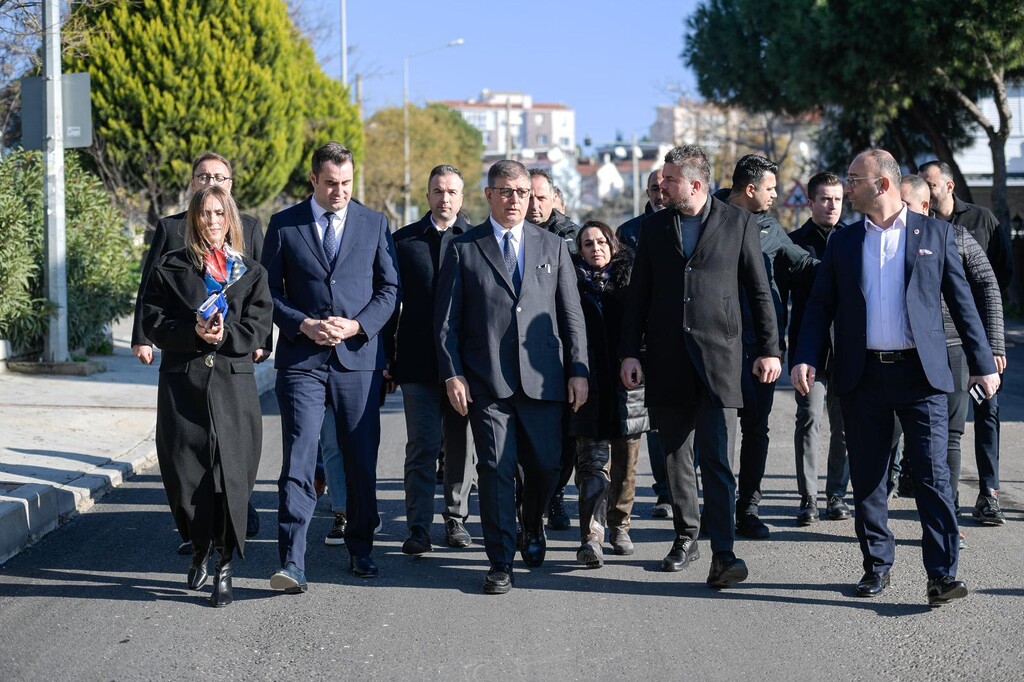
top-left (340, 0), bottom-right (348, 87)
top-left (42, 0), bottom-right (69, 362)
top-left (631, 134), bottom-right (641, 218)
top-left (356, 74), bottom-right (364, 202)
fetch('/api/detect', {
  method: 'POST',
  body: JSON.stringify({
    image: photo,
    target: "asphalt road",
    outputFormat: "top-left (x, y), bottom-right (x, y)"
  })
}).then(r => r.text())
top-left (2, 352), bottom-right (1023, 680)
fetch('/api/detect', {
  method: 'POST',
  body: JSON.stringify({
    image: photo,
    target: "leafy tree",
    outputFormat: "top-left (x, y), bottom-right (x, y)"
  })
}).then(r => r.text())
top-left (683, 0), bottom-right (1024, 230)
top-left (282, 38), bottom-right (365, 199)
top-left (364, 104), bottom-right (484, 224)
top-left (0, 149), bottom-right (135, 355)
top-left (66, 0), bottom-right (329, 220)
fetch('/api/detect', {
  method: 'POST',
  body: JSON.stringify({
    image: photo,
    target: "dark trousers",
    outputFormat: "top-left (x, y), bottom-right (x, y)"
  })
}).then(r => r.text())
top-left (468, 390), bottom-right (562, 566)
top-left (973, 387), bottom-right (1001, 492)
top-left (276, 357), bottom-right (382, 571)
top-left (651, 389), bottom-right (738, 556)
top-left (737, 350), bottom-right (778, 511)
top-left (794, 375), bottom-right (849, 498)
top-left (400, 383), bottom-right (472, 532)
top-left (647, 430), bottom-right (670, 498)
top-left (841, 354), bottom-right (958, 579)
top-left (575, 436), bottom-right (640, 542)
top-left (946, 345), bottom-right (970, 505)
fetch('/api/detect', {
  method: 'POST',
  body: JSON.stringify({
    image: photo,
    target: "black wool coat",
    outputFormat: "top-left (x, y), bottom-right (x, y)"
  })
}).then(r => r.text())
top-left (568, 250), bottom-right (649, 439)
top-left (141, 249), bottom-right (273, 556)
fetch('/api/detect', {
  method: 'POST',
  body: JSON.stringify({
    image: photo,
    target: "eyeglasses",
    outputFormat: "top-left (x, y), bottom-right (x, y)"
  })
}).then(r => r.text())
top-left (844, 175), bottom-right (880, 187)
top-left (490, 186), bottom-right (531, 200)
top-left (194, 173), bottom-right (231, 185)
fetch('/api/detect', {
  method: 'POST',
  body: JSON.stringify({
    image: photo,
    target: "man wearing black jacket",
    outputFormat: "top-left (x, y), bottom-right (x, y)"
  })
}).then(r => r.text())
top-left (920, 161), bottom-right (1011, 526)
top-left (717, 155), bottom-right (818, 540)
top-left (385, 165), bottom-right (472, 554)
top-left (782, 172), bottom-right (849, 526)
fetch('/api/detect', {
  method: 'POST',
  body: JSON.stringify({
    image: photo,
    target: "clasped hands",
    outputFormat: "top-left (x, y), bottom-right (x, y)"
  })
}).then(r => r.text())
top-left (195, 312), bottom-right (225, 345)
top-left (301, 316), bottom-right (361, 346)
top-left (444, 375), bottom-right (589, 417)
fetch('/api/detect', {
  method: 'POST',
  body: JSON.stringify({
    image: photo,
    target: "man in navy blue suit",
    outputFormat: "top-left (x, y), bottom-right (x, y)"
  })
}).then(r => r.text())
top-left (262, 142), bottom-right (400, 590)
top-left (791, 149), bottom-right (999, 606)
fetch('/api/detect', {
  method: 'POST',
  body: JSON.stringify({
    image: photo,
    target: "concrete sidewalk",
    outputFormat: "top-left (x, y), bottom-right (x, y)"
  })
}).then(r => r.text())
top-left (0, 317), bottom-right (276, 564)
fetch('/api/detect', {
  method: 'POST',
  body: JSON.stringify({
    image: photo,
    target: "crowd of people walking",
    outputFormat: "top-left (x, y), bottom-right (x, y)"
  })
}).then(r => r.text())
top-left (133, 141), bottom-right (1011, 607)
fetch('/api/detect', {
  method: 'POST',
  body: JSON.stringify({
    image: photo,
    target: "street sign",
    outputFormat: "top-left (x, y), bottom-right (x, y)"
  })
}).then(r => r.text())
top-left (782, 181), bottom-right (809, 208)
top-left (21, 73), bottom-right (92, 150)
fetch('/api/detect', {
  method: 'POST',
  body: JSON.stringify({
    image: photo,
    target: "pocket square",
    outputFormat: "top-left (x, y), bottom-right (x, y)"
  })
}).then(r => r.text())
top-left (918, 249), bottom-right (933, 256)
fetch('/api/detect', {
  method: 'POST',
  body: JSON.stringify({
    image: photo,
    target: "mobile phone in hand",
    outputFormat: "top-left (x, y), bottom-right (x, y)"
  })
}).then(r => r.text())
top-left (969, 383), bottom-right (987, 404)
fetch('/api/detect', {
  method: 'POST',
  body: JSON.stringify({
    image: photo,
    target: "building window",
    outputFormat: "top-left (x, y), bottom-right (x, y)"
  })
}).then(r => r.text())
top-left (537, 134), bottom-right (548, 145)
top-left (559, 137), bottom-right (571, 147)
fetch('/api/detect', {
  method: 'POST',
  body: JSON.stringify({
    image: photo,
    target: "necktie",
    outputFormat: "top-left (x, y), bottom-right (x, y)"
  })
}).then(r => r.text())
top-left (503, 231), bottom-right (521, 293)
top-left (323, 212), bottom-right (337, 262)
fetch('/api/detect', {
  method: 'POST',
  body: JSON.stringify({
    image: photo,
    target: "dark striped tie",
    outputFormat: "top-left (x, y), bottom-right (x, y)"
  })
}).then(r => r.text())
top-left (323, 212), bottom-right (337, 261)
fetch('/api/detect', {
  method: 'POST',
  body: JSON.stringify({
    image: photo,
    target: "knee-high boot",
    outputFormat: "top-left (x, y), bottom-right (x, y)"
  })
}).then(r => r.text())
top-left (187, 542), bottom-right (213, 590)
top-left (575, 438), bottom-right (610, 543)
top-left (210, 494), bottom-right (234, 607)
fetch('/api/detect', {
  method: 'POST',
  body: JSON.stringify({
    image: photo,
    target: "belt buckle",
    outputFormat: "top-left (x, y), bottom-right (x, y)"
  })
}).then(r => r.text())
top-left (878, 351), bottom-right (898, 364)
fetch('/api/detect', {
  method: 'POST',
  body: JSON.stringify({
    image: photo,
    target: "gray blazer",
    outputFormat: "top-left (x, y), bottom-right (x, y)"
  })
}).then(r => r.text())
top-left (435, 220), bottom-right (589, 402)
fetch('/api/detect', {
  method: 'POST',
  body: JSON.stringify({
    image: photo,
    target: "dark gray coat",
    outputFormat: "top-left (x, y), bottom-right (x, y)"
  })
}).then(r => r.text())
top-left (142, 250), bottom-right (273, 556)
top-left (943, 225), bottom-right (1004, 355)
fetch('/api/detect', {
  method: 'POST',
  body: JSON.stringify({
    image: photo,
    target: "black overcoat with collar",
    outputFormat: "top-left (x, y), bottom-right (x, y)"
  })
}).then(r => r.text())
top-left (620, 195), bottom-right (779, 409)
top-left (141, 249), bottom-right (273, 556)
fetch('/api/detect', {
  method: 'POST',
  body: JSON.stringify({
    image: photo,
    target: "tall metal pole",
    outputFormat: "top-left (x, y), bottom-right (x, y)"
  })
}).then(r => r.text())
top-left (356, 74), bottom-right (364, 202)
top-left (402, 39), bottom-right (464, 225)
top-left (340, 0), bottom-right (348, 87)
top-left (631, 134), bottom-right (641, 217)
top-left (42, 0), bottom-right (69, 362)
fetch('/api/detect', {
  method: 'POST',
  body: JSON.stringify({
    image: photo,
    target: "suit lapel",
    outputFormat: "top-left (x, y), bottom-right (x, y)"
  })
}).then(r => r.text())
top-left (297, 202), bottom-right (330, 272)
top-left (333, 205), bottom-right (362, 273)
top-left (849, 220), bottom-right (866, 299)
top-left (903, 212), bottom-right (922, 290)
top-left (520, 225), bottom-right (541, 300)
top-left (474, 222), bottom-right (516, 296)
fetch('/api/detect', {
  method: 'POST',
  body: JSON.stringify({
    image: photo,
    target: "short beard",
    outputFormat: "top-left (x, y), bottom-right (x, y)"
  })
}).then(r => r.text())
top-left (664, 196), bottom-right (693, 213)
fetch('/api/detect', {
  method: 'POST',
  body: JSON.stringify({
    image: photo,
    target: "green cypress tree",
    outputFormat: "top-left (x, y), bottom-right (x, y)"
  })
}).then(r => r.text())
top-left (68, 0), bottom-right (318, 217)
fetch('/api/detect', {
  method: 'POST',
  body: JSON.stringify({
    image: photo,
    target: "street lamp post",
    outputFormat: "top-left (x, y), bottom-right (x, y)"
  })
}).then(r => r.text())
top-left (403, 38), bottom-right (463, 224)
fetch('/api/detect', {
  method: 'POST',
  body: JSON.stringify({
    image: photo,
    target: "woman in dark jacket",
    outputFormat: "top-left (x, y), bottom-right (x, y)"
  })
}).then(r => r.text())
top-left (569, 220), bottom-right (649, 568)
top-left (142, 185), bottom-right (272, 607)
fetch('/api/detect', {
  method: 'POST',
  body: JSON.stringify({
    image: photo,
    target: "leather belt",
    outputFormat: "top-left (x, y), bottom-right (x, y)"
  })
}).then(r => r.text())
top-left (867, 349), bottom-right (916, 363)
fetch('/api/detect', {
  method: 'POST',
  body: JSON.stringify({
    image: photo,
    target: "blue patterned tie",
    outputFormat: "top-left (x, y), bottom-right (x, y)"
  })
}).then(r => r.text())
top-left (323, 212), bottom-right (337, 262)
top-left (503, 231), bottom-right (521, 293)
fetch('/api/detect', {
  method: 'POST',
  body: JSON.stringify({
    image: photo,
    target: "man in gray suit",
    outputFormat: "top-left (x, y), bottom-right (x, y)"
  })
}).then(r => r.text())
top-left (435, 159), bottom-right (589, 594)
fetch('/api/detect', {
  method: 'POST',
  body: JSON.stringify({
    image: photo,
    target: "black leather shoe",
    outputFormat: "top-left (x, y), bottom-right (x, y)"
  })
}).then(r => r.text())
top-left (547, 488), bottom-right (571, 530)
top-left (484, 563), bottom-right (513, 594)
top-left (209, 550), bottom-right (233, 608)
top-left (270, 563), bottom-right (308, 594)
top-left (522, 530), bottom-right (547, 567)
top-left (797, 496), bottom-right (819, 526)
top-left (401, 527), bottom-right (432, 555)
top-left (661, 537), bottom-right (700, 572)
top-left (827, 495), bottom-right (851, 520)
top-left (246, 499), bottom-right (260, 538)
top-left (444, 519), bottom-right (472, 548)
top-left (187, 543), bottom-right (212, 591)
top-left (707, 554), bottom-right (748, 588)
top-left (927, 576), bottom-right (968, 606)
top-left (350, 554), bottom-right (379, 578)
top-left (736, 512), bottom-right (770, 539)
top-left (855, 570), bottom-right (891, 597)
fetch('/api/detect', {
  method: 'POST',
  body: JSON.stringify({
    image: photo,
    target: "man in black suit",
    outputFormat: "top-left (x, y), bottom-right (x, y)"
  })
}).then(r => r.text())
top-left (792, 149), bottom-right (999, 605)
top-left (920, 160), bottom-right (1012, 526)
top-left (384, 164), bottom-right (472, 555)
top-left (620, 145), bottom-right (781, 589)
top-left (782, 171), bottom-right (850, 526)
top-left (131, 151), bottom-right (268, 548)
top-left (435, 159), bottom-right (589, 594)
top-left (263, 142), bottom-right (400, 590)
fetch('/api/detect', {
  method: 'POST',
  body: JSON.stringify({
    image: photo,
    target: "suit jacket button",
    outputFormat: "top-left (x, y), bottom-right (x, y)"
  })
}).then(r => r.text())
top-left (683, 297), bottom-right (691, 303)
top-left (683, 327), bottom-right (691, 332)
top-left (516, 307), bottom-right (522, 312)
top-left (685, 266), bottom-right (692, 272)
top-left (331, 279), bottom-right (336, 285)
top-left (204, 354), bottom-right (215, 368)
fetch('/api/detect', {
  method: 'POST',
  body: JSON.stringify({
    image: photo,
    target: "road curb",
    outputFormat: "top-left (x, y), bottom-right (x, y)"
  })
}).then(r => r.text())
top-left (0, 362), bottom-right (276, 565)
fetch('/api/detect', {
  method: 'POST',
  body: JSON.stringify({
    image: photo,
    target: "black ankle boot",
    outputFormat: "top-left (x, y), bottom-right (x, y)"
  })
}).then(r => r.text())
top-left (209, 547), bottom-right (233, 607)
top-left (187, 543), bottom-right (212, 591)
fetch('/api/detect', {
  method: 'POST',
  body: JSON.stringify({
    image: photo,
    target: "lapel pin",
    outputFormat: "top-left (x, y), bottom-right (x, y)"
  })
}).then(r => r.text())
top-left (914, 229), bottom-right (920, 234)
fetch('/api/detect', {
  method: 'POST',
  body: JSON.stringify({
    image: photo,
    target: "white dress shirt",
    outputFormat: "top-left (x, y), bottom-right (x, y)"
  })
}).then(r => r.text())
top-left (862, 204), bottom-right (914, 350)
top-left (310, 198), bottom-right (348, 245)
top-left (490, 216), bottom-right (525, 277)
